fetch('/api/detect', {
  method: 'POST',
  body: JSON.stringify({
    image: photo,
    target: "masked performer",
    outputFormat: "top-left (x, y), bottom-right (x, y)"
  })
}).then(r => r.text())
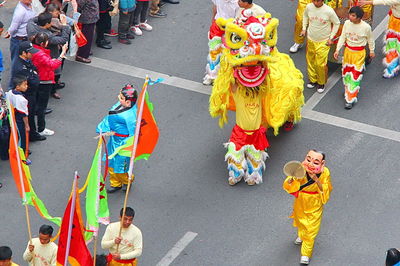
top-left (209, 13), bottom-right (304, 186)
top-left (97, 85), bottom-right (138, 193)
top-left (334, 6), bottom-right (375, 109)
top-left (283, 150), bottom-right (332, 265)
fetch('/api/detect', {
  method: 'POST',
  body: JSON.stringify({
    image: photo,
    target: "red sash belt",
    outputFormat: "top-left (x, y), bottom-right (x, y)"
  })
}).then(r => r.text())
top-left (290, 190), bottom-right (319, 198)
top-left (107, 254), bottom-right (136, 263)
top-left (345, 43), bottom-right (365, 51)
top-left (114, 133), bottom-right (129, 137)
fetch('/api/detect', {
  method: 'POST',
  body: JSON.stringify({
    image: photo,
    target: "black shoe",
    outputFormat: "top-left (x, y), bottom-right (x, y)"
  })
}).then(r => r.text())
top-left (163, 0), bottom-right (179, 4)
top-left (344, 102), bottom-right (353, 109)
top-left (127, 33), bottom-right (135, 40)
top-left (122, 184), bottom-right (128, 192)
top-left (103, 39), bottom-right (111, 44)
top-left (45, 108), bottom-right (53, 115)
top-left (149, 11), bottom-right (167, 18)
top-left (107, 186), bottom-right (122, 193)
top-left (55, 82), bottom-right (65, 89)
top-left (30, 134), bottom-right (46, 141)
top-left (97, 40), bottom-right (112, 49)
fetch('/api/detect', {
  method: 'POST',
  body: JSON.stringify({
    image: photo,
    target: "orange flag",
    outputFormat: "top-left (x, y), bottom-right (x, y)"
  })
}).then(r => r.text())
top-left (135, 90), bottom-right (159, 160)
top-left (7, 101), bottom-right (61, 225)
top-left (57, 180), bottom-right (93, 266)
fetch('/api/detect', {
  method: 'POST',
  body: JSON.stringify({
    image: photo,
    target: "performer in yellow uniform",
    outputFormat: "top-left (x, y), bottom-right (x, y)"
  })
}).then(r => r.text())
top-left (334, 6), bottom-right (375, 109)
top-left (290, 0), bottom-right (342, 53)
top-left (360, 0), bottom-right (400, 78)
top-left (283, 150), bottom-right (332, 265)
top-left (302, 0), bottom-right (340, 93)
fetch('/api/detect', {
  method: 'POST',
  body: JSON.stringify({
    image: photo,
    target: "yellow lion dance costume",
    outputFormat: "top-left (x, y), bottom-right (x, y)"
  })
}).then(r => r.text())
top-left (209, 12), bottom-right (304, 186)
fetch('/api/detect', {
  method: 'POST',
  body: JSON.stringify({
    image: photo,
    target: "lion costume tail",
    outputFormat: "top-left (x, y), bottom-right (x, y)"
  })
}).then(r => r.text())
top-left (263, 50), bottom-right (304, 135)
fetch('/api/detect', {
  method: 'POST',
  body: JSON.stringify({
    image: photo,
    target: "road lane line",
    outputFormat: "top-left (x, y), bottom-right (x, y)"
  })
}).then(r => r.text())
top-left (302, 109), bottom-right (400, 142)
top-left (82, 56), bottom-right (212, 95)
top-left (303, 15), bottom-right (389, 111)
top-left (156, 231), bottom-right (198, 266)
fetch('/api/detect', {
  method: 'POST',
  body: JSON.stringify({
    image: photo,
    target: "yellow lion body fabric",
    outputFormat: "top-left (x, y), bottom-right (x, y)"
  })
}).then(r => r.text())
top-left (209, 13), bottom-right (304, 186)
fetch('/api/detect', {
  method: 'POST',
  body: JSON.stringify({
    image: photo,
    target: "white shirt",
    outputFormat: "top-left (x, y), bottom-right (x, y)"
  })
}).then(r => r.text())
top-left (212, 0), bottom-right (239, 19)
top-left (235, 3), bottom-right (267, 18)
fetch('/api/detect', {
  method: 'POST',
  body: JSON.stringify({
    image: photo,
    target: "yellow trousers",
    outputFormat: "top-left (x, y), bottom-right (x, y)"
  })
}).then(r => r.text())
top-left (293, 0), bottom-right (311, 44)
top-left (109, 167), bottom-right (134, 188)
top-left (306, 39), bottom-right (330, 85)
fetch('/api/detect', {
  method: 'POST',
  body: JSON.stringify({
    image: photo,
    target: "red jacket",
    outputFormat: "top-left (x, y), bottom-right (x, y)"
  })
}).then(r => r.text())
top-left (31, 44), bottom-right (62, 83)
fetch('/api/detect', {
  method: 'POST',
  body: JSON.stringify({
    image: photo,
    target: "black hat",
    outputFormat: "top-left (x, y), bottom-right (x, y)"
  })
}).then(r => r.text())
top-left (19, 41), bottom-right (39, 54)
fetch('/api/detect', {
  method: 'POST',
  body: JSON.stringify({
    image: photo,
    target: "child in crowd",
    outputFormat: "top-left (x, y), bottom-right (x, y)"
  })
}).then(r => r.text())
top-left (118, 0), bottom-right (136, 44)
top-left (6, 76), bottom-right (30, 156)
top-left (131, 0), bottom-right (153, 36)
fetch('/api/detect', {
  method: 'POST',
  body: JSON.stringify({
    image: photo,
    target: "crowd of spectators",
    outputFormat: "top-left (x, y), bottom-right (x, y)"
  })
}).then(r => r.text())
top-left (0, 0), bottom-right (179, 168)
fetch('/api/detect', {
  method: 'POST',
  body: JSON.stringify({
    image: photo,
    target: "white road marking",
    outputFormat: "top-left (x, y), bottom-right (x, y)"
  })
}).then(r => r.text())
top-left (84, 57), bottom-right (212, 96)
top-left (156, 231), bottom-right (198, 266)
top-left (71, 16), bottom-right (399, 143)
top-left (302, 109), bottom-right (400, 142)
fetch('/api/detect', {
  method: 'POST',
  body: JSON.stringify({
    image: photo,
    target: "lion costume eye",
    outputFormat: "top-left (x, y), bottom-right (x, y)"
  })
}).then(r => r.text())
top-left (230, 33), bottom-right (242, 43)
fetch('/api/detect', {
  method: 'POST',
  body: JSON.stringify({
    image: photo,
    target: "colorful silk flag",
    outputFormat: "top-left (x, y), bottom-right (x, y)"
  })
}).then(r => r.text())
top-left (7, 101), bottom-right (61, 226)
top-left (84, 137), bottom-right (110, 241)
top-left (57, 178), bottom-right (93, 266)
top-left (109, 90), bottom-right (159, 161)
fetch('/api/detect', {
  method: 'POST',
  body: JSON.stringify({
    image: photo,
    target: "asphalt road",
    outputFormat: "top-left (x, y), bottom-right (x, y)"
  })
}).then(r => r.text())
top-left (0, 1), bottom-right (399, 265)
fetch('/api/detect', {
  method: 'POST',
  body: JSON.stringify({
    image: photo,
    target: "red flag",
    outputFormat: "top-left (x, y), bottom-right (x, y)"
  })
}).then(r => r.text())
top-left (57, 186), bottom-right (93, 266)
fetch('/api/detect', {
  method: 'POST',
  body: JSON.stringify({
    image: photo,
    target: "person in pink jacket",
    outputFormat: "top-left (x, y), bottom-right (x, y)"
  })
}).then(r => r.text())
top-left (31, 32), bottom-right (67, 137)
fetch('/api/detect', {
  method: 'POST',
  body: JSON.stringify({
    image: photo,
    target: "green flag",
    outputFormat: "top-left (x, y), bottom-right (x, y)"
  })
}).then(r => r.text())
top-left (85, 138), bottom-right (110, 241)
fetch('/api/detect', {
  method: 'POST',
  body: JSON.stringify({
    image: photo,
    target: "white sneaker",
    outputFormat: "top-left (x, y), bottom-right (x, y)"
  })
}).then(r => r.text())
top-left (39, 128), bottom-right (54, 136)
top-left (300, 256), bottom-right (310, 264)
top-left (289, 43), bottom-right (302, 53)
top-left (316, 84), bottom-right (325, 93)
top-left (131, 26), bottom-right (143, 36)
top-left (306, 82), bottom-right (316, 89)
top-left (202, 75), bottom-right (214, 85)
top-left (294, 237), bottom-right (302, 245)
top-left (139, 21), bottom-right (153, 31)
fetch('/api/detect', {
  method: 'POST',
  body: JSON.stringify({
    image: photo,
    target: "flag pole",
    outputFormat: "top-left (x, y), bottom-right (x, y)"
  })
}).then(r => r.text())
top-left (64, 171), bottom-right (78, 266)
top-left (93, 236), bottom-right (97, 266)
top-left (92, 134), bottom-right (102, 266)
top-left (8, 102), bottom-right (34, 262)
top-left (117, 76), bottom-right (150, 252)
